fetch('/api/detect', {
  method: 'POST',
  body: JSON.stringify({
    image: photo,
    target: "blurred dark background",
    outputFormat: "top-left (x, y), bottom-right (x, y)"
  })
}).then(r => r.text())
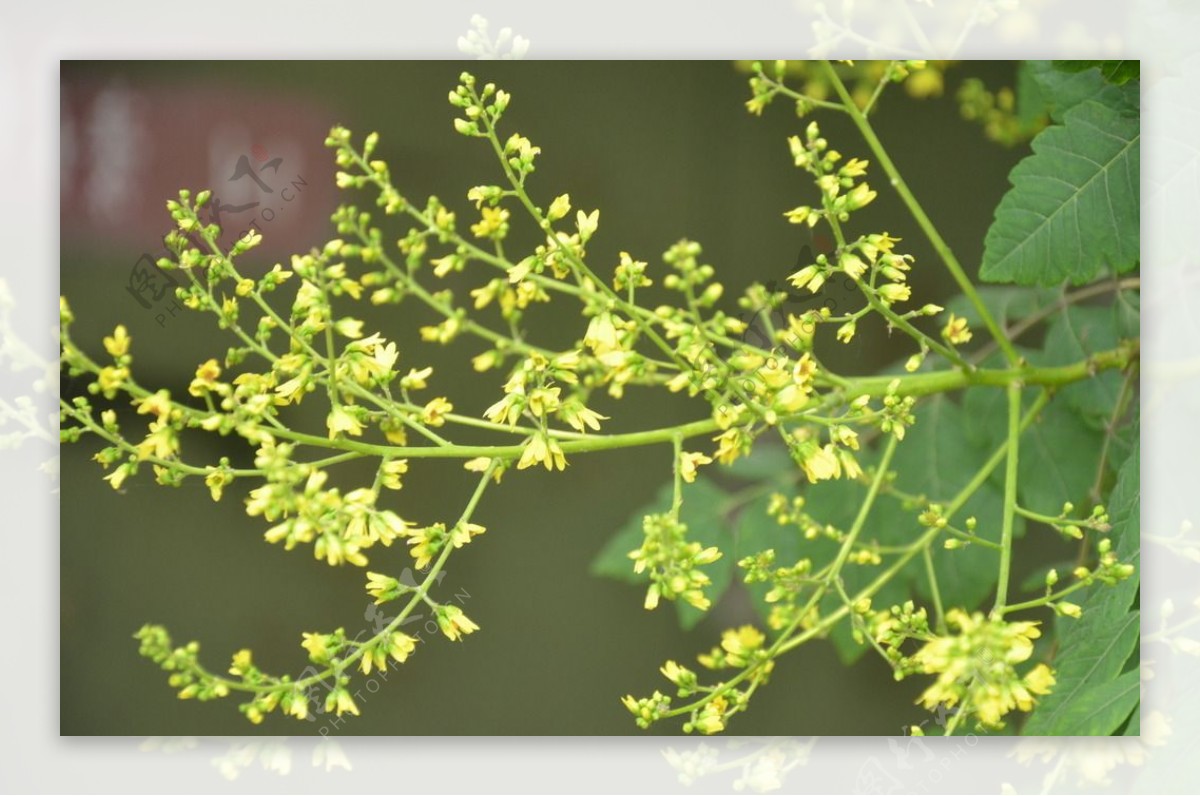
top-left (60, 61), bottom-right (1026, 735)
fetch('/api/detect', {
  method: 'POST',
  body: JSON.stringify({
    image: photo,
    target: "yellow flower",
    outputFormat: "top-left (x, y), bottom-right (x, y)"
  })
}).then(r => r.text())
top-left (693, 695), bottom-right (728, 735)
top-left (314, 533), bottom-right (368, 567)
top-left (334, 689), bottom-right (360, 717)
top-left (365, 571), bottom-right (400, 604)
top-left (301, 632), bottom-right (331, 663)
top-left (839, 251), bottom-right (868, 280)
top-left (470, 206), bottom-right (510, 239)
top-left (517, 433), bottom-right (567, 471)
top-left (877, 282), bottom-right (912, 304)
top-left (712, 428), bottom-right (746, 465)
top-left (437, 605), bottom-right (480, 641)
top-left (228, 649), bottom-right (254, 677)
top-left (283, 690), bottom-right (309, 720)
top-left (388, 632), bottom-right (418, 663)
top-left (548, 193), bottom-right (571, 221)
top-left (205, 467), bottom-right (230, 502)
top-left (135, 420), bottom-right (178, 461)
top-left (103, 325), bottom-right (130, 357)
top-left (326, 405), bottom-right (364, 438)
top-left (559, 400), bottom-right (607, 433)
top-left (380, 458), bottom-right (409, 490)
top-left (911, 610), bottom-right (1054, 729)
top-left (797, 441), bottom-right (840, 483)
top-left (720, 625), bottom-right (766, 666)
top-left (679, 451), bottom-right (712, 483)
top-left (135, 389), bottom-right (173, 419)
top-left (421, 397), bottom-right (453, 427)
top-left (188, 359), bottom-right (222, 397)
top-left (400, 366), bottom-right (433, 390)
top-left (844, 182), bottom-right (877, 210)
top-left (942, 313), bottom-right (973, 345)
top-left (584, 312), bottom-right (621, 357)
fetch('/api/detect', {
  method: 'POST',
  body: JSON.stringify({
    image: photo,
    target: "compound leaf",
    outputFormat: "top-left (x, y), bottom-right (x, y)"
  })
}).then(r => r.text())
top-left (1022, 444), bottom-right (1140, 735)
top-left (981, 100), bottom-right (1139, 286)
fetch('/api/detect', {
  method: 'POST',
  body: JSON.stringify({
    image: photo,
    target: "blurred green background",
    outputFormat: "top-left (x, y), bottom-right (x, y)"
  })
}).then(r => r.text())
top-left (60, 61), bottom-right (1028, 735)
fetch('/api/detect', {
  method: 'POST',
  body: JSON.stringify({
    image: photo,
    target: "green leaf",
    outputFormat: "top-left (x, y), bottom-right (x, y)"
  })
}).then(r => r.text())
top-left (1114, 289), bottom-right (1140, 339)
top-left (722, 442), bottom-right (795, 483)
top-left (1122, 703), bottom-right (1140, 736)
top-left (1018, 399), bottom-right (1106, 514)
top-left (981, 100), bottom-right (1140, 286)
top-left (1022, 444), bottom-right (1140, 735)
top-left (1034, 305), bottom-right (1124, 425)
top-left (589, 476), bottom-right (734, 630)
top-left (1019, 559), bottom-right (1078, 595)
top-left (944, 286), bottom-right (1059, 331)
top-left (963, 386), bottom-right (1105, 515)
top-left (1051, 60), bottom-right (1140, 86)
top-left (1030, 668), bottom-right (1140, 736)
top-left (1026, 60), bottom-right (1139, 122)
top-left (1015, 61), bottom-right (1051, 128)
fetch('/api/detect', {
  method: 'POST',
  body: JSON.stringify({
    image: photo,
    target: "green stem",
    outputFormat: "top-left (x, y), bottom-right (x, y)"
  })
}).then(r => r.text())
top-left (992, 381), bottom-right (1022, 614)
top-left (818, 60), bottom-right (1021, 366)
top-left (190, 460), bottom-right (499, 696)
top-left (1001, 579), bottom-right (1090, 614)
top-left (651, 390), bottom-right (1051, 721)
top-left (923, 545), bottom-right (947, 633)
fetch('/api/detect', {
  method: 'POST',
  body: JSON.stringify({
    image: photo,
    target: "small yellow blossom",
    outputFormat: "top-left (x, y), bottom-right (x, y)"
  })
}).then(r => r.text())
top-left (437, 605), bottom-right (480, 641)
top-left (470, 206), bottom-right (510, 239)
top-left (942, 313), bottom-right (973, 345)
top-left (188, 359), bottom-right (222, 397)
top-left (301, 632), bottom-right (332, 663)
top-left (400, 366), bottom-right (434, 391)
top-left (679, 451), bottom-right (713, 483)
top-left (422, 396), bottom-right (453, 427)
top-left (103, 325), bottom-right (131, 357)
top-left (380, 458), bottom-right (409, 490)
top-left (517, 433), bottom-right (567, 471)
top-left (333, 689), bottom-right (360, 717)
top-left (228, 649), bottom-right (254, 677)
top-left (877, 282), bottom-right (912, 304)
top-left (911, 610), bottom-right (1055, 729)
top-left (326, 405), bottom-right (364, 438)
top-left (388, 631), bottom-right (417, 663)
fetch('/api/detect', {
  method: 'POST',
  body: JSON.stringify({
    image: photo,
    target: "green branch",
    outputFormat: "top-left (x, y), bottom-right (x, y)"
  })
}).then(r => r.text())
top-left (818, 60), bottom-right (1021, 366)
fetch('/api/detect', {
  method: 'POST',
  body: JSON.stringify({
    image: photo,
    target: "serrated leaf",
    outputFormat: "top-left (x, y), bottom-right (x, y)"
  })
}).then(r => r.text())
top-left (1052, 60), bottom-right (1140, 86)
top-left (981, 100), bottom-right (1140, 286)
top-left (589, 477), bottom-right (734, 630)
top-left (1022, 444), bottom-right (1140, 735)
top-left (1018, 399), bottom-right (1106, 513)
top-left (1034, 668), bottom-right (1140, 736)
top-left (1035, 305), bottom-right (1124, 424)
top-left (1015, 60), bottom-right (1052, 128)
top-left (1026, 60), bottom-right (1140, 122)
